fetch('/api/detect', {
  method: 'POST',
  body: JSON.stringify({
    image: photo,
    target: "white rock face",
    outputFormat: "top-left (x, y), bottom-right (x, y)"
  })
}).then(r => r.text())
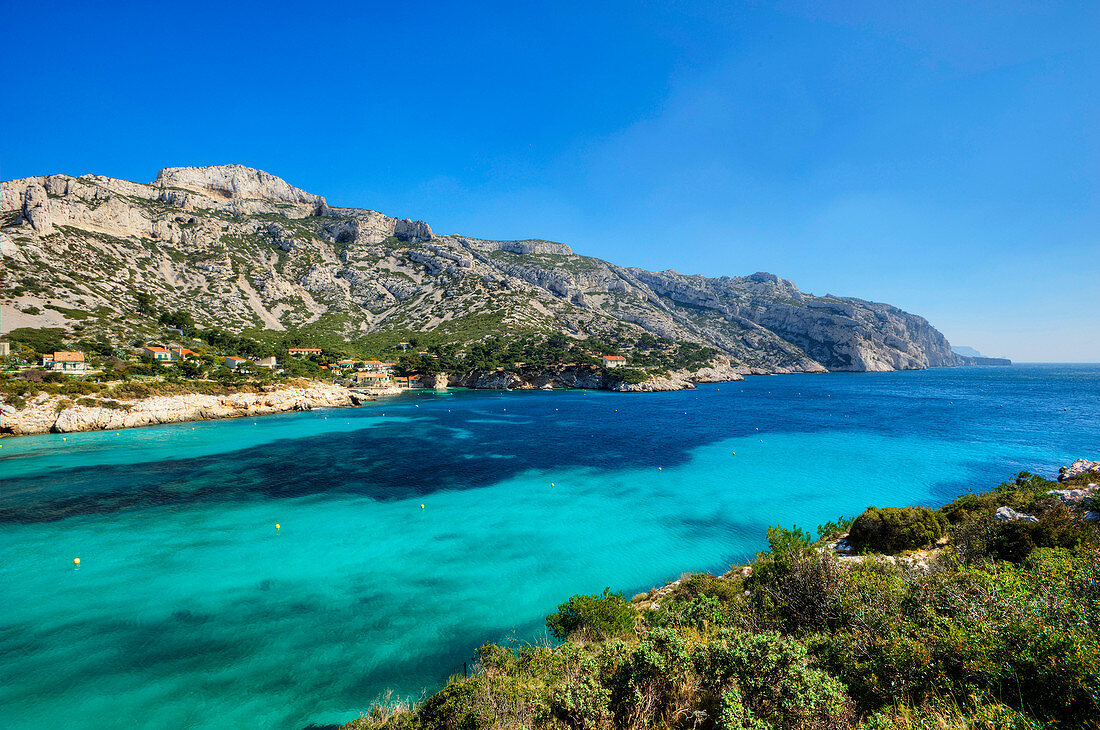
top-left (155, 165), bottom-right (325, 206)
top-left (1047, 488), bottom-right (1096, 507)
top-left (1, 383), bottom-right (361, 437)
top-left (994, 506), bottom-right (1039, 523)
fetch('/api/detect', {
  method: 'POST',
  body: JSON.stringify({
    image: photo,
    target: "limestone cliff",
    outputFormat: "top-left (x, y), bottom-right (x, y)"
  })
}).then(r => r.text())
top-left (1, 165), bottom-right (958, 373)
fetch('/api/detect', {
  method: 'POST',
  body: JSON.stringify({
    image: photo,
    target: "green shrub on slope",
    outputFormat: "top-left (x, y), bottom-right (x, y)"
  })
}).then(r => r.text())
top-left (846, 506), bottom-right (944, 554)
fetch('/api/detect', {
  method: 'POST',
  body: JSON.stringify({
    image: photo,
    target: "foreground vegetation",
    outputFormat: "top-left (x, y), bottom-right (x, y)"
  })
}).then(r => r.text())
top-left (347, 468), bottom-right (1100, 730)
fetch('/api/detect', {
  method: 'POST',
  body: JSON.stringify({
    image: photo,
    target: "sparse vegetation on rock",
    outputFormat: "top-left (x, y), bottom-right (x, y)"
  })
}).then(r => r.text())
top-left (3, 165), bottom-right (959, 379)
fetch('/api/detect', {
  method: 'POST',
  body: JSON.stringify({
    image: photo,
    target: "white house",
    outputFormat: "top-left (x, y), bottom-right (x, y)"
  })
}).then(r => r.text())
top-left (601, 355), bottom-right (627, 369)
top-left (256, 356), bottom-right (278, 369)
top-left (225, 356), bottom-right (248, 370)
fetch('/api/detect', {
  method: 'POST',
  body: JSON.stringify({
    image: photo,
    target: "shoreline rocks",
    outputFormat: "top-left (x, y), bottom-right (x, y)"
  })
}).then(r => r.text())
top-left (1059, 459), bottom-right (1100, 482)
top-left (0, 383), bottom-right (363, 437)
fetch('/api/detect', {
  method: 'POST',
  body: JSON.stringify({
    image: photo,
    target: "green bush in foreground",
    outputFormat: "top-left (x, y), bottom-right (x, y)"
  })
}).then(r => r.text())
top-left (546, 588), bottom-right (635, 641)
top-left (346, 471), bottom-right (1100, 730)
top-left (846, 506), bottom-right (944, 554)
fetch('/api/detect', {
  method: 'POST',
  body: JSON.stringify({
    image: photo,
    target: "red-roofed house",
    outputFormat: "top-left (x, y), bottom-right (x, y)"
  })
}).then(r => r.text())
top-left (355, 371), bottom-right (393, 388)
top-left (225, 356), bottom-right (248, 370)
top-left (43, 351), bottom-right (86, 373)
top-left (142, 346), bottom-right (172, 361)
top-left (601, 355), bottom-right (627, 369)
top-left (171, 348), bottom-right (197, 360)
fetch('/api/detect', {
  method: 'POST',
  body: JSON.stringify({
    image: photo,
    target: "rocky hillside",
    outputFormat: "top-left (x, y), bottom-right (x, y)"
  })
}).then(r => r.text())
top-left (1, 165), bottom-right (957, 373)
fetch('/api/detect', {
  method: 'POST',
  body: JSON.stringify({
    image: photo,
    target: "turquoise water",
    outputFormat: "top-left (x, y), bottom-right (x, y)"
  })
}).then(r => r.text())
top-left (2, 365), bottom-right (1098, 729)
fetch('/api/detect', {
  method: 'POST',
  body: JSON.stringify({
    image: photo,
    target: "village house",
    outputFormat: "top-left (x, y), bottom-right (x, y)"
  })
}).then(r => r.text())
top-left (362, 360), bottom-right (384, 371)
top-left (288, 348), bottom-right (323, 356)
top-left (43, 351), bottom-right (87, 373)
top-left (142, 346), bottom-right (173, 361)
top-left (601, 355), bottom-right (627, 369)
top-left (354, 371), bottom-right (393, 389)
top-left (225, 356), bottom-right (248, 370)
top-left (171, 348), bottom-right (197, 360)
top-left (380, 362), bottom-right (396, 372)
top-left (256, 356), bottom-right (278, 369)
top-left (0, 342), bottom-right (10, 356)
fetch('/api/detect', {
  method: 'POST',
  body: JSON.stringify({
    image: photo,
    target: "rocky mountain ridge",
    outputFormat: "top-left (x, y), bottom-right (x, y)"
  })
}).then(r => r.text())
top-left (2, 164), bottom-right (958, 373)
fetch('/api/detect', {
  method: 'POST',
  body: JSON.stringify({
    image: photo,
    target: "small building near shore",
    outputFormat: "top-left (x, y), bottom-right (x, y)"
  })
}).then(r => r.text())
top-left (601, 355), bottom-right (627, 369)
top-left (171, 348), bottom-right (197, 360)
top-left (256, 356), bottom-right (278, 369)
top-left (355, 371), bottom-right (393, 389)
top-left (225, 356), bottom-right (248, 370)
top-left (288, 348), bottom-right (323, 357)
top-left (44, 351), bottom-right (87, 373)
top-left (142, 346), bottom-right (173, 361)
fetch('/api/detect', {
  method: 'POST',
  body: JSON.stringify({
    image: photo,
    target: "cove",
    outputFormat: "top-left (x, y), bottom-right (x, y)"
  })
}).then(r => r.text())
top-left (2, 365), bottom-right (1099, 729)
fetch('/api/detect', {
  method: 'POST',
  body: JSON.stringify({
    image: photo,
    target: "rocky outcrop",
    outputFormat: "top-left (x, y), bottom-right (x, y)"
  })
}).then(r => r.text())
top-left (0, 384), bottom-right (361, 437)
top-left (444, 365), bottom-right (693, 392)
top-left (955, 355), bottom-right (1012, 366)
top-left (1058, 459), bottom-right (1100, 482)
top-left (680, 359), bottom-right (747, 383)
top-left (155, 165), bottom-right (324, 207)
top-left (995, 506), bottom-right (1038, 523)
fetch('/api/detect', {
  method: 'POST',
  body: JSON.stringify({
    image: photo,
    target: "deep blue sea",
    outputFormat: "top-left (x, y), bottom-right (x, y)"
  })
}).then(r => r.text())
top-left (2, 364), bottom-right (1099, 729)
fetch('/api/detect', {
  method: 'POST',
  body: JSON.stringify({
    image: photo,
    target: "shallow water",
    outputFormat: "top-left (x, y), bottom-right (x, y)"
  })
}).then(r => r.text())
top-left (2, 365), bottom-right (1098, 728)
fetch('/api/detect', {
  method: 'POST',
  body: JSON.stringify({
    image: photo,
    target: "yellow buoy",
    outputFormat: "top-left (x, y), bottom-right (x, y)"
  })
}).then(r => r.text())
top-left (732, 452), bottom-right (736, 455)
top-left (420, 504), bottom-right (425, 509)
top-left (658, 467), bottom-right (662, 471)
top-left (62, 438), bottom-right (66, 441)
top-left (275, 523), bottom-right (280, 530)
top-left (551, 482), bottom-right (555, 487)
top-left (73, 558), bottom-right (80, 565)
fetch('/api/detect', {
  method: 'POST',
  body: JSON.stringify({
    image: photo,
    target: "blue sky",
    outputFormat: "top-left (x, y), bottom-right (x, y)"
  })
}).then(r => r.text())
top-left (4, 1), bottom-right (1097, 361)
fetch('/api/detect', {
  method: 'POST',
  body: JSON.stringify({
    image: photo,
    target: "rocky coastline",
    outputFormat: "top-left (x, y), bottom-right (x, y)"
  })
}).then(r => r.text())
top-left (430, 358), bottom-right (747, 393)
top-left (0, 382), bottom-right (365, 437)
top-left (0, 358), bottom-right (814, 438)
